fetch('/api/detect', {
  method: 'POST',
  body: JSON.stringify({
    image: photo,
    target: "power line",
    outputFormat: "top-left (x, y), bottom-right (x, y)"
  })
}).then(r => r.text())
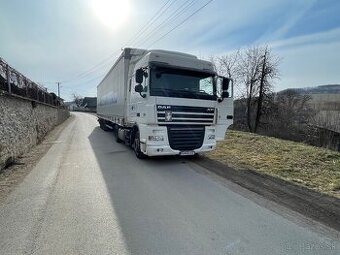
top-left (67, 58), bottom-right (114, 81)
top-left (56, 0), bottom-right (214, 86)
top-left (127, 0), bottom-right (175, 47)
top-left (147, 0), bottom-right (214, 48)
top-left (60, 1), bottom-right (175, 84)
top-left (78, 72), bottom-right (108, 85)
top-left (61, 51), bottom-right (120, 83)
top-left (134, 0), bottom-right (195, 48)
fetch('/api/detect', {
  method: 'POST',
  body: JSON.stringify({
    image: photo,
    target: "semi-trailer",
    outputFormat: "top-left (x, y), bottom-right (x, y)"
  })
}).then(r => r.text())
top-left (97, 48), bottom-right (233, 158)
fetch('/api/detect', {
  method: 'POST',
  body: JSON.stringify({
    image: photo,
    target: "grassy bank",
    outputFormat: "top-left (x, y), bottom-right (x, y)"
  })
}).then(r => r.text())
top-left (205, 130), bottom-right (340, 198)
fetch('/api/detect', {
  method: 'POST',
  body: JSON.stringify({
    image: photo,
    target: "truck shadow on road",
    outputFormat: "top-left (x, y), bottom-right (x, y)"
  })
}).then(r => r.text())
top-left (88, 126), bottom-right (210, 254)
top-left (87, 124), bottom-right (340, 254)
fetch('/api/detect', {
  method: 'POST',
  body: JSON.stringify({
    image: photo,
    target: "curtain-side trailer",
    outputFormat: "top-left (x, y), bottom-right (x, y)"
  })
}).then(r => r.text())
top-left (97, 48), bottom-right (233, 158)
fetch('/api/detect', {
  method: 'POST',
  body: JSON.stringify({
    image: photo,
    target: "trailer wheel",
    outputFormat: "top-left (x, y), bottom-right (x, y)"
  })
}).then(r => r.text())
top-left (133, 129), bottom-right (146, 159)
top-left (99, 119), bottom-right (110, 131)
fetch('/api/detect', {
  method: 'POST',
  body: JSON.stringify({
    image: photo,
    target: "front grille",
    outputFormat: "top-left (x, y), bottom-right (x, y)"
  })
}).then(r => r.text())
top-left (167, 126), bottom-right (205, 151)
top-left (157, 105), bottom-right (215, 125)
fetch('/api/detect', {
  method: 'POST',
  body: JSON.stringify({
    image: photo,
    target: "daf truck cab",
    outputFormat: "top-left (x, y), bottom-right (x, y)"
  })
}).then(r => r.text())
top-left (97, 48), bottom-right (233, 158)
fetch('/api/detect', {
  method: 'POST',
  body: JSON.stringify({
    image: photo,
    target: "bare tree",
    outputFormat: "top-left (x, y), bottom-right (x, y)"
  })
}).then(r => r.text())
top-left (267, 90), bottom-right (314, 141)
top-left (237, 46), bottom-right (279, 132)
top-left (212, 46), bottom-right (279, 133)
top-left (254, 47), bottom-right (280, 132)
top-left (237, 47), bottom-right (262, 132)
top-left (210, 51), bottom-right (243, 97)
top-left (217, 50), bottom-right (240, 80)
top-left (72, 93), bottom-right (83, 107)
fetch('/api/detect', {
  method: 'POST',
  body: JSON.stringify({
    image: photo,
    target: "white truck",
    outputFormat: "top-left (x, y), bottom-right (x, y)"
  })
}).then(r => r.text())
top-left (97, 48), bottom-right (233, 158)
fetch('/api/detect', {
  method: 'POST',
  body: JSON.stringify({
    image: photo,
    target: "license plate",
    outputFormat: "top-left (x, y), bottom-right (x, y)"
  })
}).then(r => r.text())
top-left (180, 151), bottom-right (195, 156)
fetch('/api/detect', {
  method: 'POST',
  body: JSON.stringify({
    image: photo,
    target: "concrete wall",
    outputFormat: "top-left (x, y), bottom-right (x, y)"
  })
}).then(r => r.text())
top-left (0, 93), bottom-right (69, 169)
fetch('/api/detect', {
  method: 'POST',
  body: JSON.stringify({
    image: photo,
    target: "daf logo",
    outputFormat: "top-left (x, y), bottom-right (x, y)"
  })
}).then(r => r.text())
top-left (157, 105), bottom-right (171, 110)
top-left (165, 111), bottom-right (172, 121)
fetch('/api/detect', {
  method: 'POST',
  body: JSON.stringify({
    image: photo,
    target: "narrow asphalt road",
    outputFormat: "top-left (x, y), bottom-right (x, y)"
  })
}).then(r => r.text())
top-left (0, 112), bottom-right (339, 255)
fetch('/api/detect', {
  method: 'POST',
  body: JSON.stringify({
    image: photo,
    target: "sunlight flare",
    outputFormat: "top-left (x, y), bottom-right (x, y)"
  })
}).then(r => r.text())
top-left (92, 0), bottom-right (130, 30)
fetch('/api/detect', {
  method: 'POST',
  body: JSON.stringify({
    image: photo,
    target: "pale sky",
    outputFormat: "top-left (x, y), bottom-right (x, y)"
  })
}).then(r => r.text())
top-left (1, 0), bottom-right (339, 101)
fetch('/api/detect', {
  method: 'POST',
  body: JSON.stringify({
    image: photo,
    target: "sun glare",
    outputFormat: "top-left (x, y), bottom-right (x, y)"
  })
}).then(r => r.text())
top-left (92, 0), bottom-right (130, 30)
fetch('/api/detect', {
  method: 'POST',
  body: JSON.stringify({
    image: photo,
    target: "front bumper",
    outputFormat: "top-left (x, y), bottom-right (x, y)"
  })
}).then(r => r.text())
top-left (145, 143), bottom-right (216, 156)
top-left (138, 124), bottom-right (216, 156)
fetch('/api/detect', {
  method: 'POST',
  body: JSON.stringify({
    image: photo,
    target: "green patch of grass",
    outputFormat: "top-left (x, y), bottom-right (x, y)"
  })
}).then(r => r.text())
top-left (205, 130), bottom-right (340, 198)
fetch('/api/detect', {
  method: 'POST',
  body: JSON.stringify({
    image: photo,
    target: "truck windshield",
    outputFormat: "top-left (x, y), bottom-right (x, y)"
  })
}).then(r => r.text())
top-left (150, 66), bottom-right (216, 100)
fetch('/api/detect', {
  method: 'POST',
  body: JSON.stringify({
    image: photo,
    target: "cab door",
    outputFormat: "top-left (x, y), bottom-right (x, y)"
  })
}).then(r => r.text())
top-left (129, 68), bottom-right (149, 124)
top-left (215, 77), bottom-right (234, 140)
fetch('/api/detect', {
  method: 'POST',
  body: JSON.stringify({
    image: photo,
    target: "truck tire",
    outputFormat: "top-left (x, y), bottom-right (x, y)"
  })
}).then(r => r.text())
top-left (116, 135), bottom-right (122, 143)
top-left (133, 130), bottom-right (146, 159)
top-left (114, 126), bottom-right (122, 143)
top-left (99, 119), bottom-right (110, 131)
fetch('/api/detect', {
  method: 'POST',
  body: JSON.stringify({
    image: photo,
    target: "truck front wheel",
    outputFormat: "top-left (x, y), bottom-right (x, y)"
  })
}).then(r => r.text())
top-left (133, 130), bottom-right (146, 159)
top-left (114, 125), bottom-right (122, 143)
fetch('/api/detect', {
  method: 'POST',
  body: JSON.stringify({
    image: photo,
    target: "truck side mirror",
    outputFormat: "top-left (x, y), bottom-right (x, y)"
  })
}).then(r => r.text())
top-left (135, 84), bottom-right (143, 93)
top-left (135, 69), bottom-right (144, 84)
top-left (135, 84), bottom-right (146, 98)
top-left (222, 78), bottom-right (231, 98)
top-left (222, 91), bottom-right (229, 98)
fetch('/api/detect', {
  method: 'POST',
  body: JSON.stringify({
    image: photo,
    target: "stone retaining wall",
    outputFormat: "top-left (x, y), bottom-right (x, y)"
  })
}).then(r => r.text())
top-left (0, 93), bottom-right (69, 169)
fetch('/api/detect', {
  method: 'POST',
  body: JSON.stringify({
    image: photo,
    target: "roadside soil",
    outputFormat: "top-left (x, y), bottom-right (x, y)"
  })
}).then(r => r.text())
top-left (0, 115), bottom-right (74, 203)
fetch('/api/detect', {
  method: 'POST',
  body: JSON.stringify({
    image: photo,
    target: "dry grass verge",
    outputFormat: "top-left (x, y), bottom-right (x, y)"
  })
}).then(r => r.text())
top-left (205, 130), bottom-right (340, 198)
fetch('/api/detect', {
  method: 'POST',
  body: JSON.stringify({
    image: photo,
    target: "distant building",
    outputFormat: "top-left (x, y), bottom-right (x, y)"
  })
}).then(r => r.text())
top-left (81, 97), bottom-right (97, 112)
top-left (65, 101), bottom-right (77, 111)
top-left (65, 97), bottom-right (97, 112)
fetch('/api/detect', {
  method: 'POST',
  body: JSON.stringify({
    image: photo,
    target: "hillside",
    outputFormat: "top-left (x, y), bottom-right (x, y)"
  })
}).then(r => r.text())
top-left (279, 84), bottom-right (340, 95)
top-left (279, 84), bottom-right (340, 112)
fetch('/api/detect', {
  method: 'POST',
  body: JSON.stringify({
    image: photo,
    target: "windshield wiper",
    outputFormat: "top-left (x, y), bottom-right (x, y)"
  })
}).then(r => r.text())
top-left (153, 88), bottom-right (181, 95)
top-left (163, 88), bottom-right (199, 98)
top-left (177, 89), bottom-right (214, 98)
top-left (152, 88), bottom-right (214, 99)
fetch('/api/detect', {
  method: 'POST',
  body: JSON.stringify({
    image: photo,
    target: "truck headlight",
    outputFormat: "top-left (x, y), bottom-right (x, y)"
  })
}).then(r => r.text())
top-left (148, 135), bottom-right (164, 142)
top-left (208, 134), bottom-right (215, 140)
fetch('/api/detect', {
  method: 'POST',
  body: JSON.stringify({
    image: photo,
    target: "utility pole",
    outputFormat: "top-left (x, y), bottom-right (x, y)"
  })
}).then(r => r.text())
top-left (6, 64), bottom-right (11, 94)
top-left (57, 82), bottom-right (60, 98)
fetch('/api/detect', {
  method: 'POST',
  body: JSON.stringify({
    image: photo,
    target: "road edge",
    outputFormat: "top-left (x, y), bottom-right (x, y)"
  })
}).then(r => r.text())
top-left (191, 156), bottom-right (340, 232)
top-left (0, 114), bottom-right (74, 203)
